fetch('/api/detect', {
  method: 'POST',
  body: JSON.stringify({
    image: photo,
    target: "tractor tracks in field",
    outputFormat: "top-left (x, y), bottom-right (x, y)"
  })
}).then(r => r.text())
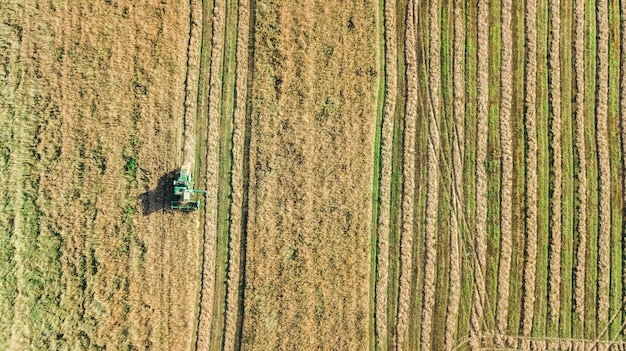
top-left (194, 0), bottom-right (254, 349)
top-left (195, 0), bottom-right (224, 348)
top-left (223, 0), bottom-right (255, 349)
top-left (374, 0), bottom-right (397, 349)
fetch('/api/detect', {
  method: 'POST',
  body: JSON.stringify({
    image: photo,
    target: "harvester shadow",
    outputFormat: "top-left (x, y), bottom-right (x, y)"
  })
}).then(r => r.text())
top-left (139, 169), bottom-right (178, 216)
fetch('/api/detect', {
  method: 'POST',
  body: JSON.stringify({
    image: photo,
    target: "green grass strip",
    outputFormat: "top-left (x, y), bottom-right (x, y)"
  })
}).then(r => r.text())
top-left (432, 3), bottom-right (453, 348)
top-left (583, 0), bottom-right (598, 339)
top-left (558, 0), bottom-right (574, 339)
top-left (210, 0), bottom-right (239, 349)
top-left (607, 0), bottom-right (623, 340)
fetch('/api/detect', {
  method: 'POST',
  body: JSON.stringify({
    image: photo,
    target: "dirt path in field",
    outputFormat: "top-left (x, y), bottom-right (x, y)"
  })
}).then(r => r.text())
top-left (595, 0), bottom-right (611, 327)
top-left (420, 0), bottom-right (441, 349)
top-left (547, 0), bottom-right (562, 326)
top-left (470, 0), bottom-right (490, 348)
top-left (521, 0), bottom-right (538, 342)
top-left (223, 0), bottom-right (252, 349)
top-left (496, 0), bottom-right (514, 341)
top-left (445, 0), bottom-right (465, 349)
top-left (573, 0), bottom-right (587, 322)
top-left (398, 0), bottom-right (417, 348)
top-left (376, 0), bottom-right (397, 349)
top-left (196, 0), bottom-right (225, 348)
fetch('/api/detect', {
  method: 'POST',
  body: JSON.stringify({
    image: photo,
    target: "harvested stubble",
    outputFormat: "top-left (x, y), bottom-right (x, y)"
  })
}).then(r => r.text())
top-left (240, 0), bottom-right (377, 349)
top-left (375, 0), bottom-right (397, 349)
top-left (2, 1), bottom-right (201, 350)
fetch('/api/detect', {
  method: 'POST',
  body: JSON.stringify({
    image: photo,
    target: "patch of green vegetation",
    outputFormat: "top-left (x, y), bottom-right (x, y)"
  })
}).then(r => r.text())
top-left (583, 0), bottom-right (598, 339)
top-left (432, 4), bottom-right (454, 349)
top-left (125, 157), bottom-right (137, 177)
top-left (607, 0), bottom-right (622, 339)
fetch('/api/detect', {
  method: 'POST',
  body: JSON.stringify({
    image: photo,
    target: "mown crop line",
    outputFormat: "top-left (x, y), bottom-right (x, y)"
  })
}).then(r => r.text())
top-left (374, 0), bottom-right (398, 349)
top-left (232, 0), bottom-right (256, 348)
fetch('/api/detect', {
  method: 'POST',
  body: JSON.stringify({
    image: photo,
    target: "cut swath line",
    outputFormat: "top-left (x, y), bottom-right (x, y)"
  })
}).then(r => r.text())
top-left (195, 0), bottom-right (226, 349)
top-left (397, 0), bottom-right (417, 348)
top-left (547, 0), bottom-right (562, 328)
top-left (495, 0), bottom-right (513, 342)
top-left (572, 0), bottom-right (587, 325)
top-left (521, 0), bottom-right (538, 345)
top-left (595, 0), bottom-right (611, 329)
top-left (419, 0), bottom-right (441, 348)
top-left (374, 0), bottom-right (397, 349)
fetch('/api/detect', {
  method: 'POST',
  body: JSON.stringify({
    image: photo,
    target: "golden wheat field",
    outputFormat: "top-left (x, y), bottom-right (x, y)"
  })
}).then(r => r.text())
top-left (2, 0), bottom-right (626, 350)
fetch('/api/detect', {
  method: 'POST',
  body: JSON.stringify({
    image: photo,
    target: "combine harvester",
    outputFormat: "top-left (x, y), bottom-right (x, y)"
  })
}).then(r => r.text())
top-left (171, 168), bottom-right (206, 211)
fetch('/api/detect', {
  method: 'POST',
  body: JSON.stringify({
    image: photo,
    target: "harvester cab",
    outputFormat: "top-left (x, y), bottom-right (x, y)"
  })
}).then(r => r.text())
top-left (171, 169), bottom-right (206, 211)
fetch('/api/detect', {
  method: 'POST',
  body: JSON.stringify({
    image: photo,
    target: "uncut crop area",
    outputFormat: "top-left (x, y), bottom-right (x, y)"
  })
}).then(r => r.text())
top-left (3, 0), bottom-right (626, 351)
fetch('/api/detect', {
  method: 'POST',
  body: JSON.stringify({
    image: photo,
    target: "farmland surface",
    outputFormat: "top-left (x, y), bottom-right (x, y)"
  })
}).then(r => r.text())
top-left (2, 0), bottom-right (626, 350)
